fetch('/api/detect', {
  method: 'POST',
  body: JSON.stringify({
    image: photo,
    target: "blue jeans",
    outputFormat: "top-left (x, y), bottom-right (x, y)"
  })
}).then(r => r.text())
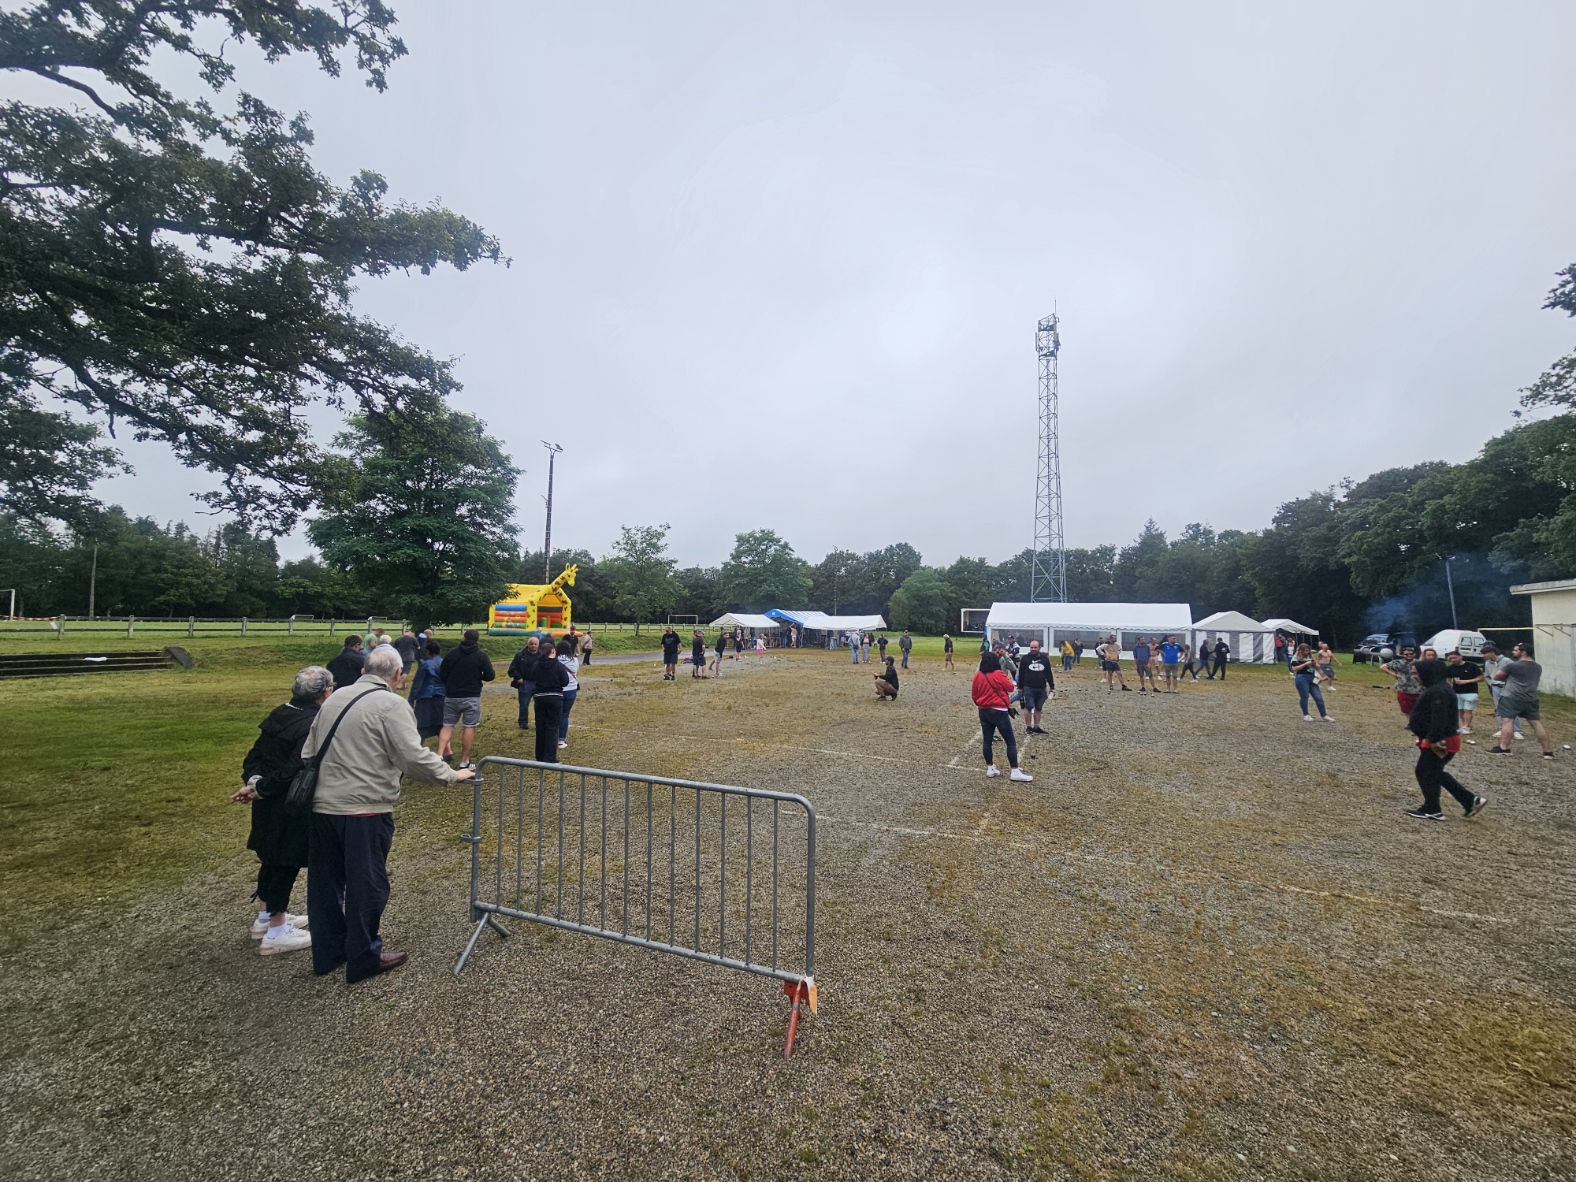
top-left (558, 687), bottom-right (577, 740)
top-left (900, 650), bottom-right (909, 668)
top-left (850, 646), bottom-right (858, 664)
top-left (1294, 673), bottom-right (1326, 718)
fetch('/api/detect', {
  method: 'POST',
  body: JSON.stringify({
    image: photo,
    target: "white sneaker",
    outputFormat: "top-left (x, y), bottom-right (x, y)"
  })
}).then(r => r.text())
top-left (1009, 768), bottom-right (1034, 783)
top-left (558, 740), bottom-right (568, 749)
top-left (985, 765), bottom-right (1001, 778)
top-left (1303, 714), bottom-right (1314, 722)
top-left (1323, 716), bottom-right (1336, 723)
top-left (1460, 727), bottom-right (1471, 735)
top-left (250, 912), bottom-right (308, 939)
top-left (1514, 732), bottom-right (1525, 740)
top-left (259, 925), bottom-right (312, 955)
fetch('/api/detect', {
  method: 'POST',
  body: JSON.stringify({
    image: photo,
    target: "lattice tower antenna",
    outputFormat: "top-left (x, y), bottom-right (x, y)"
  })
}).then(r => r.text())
top-left (1030, 312), bottom-right (1066, 602)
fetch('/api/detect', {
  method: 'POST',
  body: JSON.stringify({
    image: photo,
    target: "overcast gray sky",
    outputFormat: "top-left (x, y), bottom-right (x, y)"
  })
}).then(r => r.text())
top-left (91, 1), bottom-right (1576, 567)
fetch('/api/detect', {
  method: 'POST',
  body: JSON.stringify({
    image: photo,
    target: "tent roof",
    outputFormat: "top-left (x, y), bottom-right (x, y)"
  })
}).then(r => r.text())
top-left (1260, 617), bottom-right (1318, 634)
top-left (984, 601), bottom-right (1193, 631)
top-left (1193, 610), bottom-right (1271, 632)
top-left (766, 609), bottom-right (887, 630)
top-left (708, 613), bottom-right (779, 630)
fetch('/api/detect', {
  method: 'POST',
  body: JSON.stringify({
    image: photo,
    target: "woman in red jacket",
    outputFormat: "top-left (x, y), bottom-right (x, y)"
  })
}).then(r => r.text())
top-left (972, 653), bottom-right (1034, 782)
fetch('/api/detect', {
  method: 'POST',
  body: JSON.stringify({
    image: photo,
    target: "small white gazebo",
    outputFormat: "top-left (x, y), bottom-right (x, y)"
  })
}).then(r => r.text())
top-left (1260, 617), bottom-right (1319, 636)
top-left (1192, 610), bottom-right (1277, 664)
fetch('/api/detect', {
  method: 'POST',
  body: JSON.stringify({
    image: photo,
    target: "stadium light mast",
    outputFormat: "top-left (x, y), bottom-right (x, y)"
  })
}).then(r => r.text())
top-left (541, 441), bottom-right (563, 582)
top-left (1030, 312), bottom-right (1067, 602)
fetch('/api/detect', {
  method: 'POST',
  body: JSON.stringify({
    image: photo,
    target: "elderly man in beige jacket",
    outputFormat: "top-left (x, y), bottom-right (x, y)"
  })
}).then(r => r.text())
top-left (304, 644), bottom-right (474, 982)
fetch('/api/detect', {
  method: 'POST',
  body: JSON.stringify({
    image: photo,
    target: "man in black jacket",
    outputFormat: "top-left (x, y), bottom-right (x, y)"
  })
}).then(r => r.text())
top-left (660, 627), bottom-right (681, 680)
top-left (524, 644), bottom-right (570, 762)
top-left (438, 629), bottom-right (495, 769)
top-left (1211, 638), bottom-right (1230, 680)
top-left (327, 636), bottom-right (364, 688)
top-left (1405, 659), bottom-right (1486, 821)
top-left (232, 665), bottom-right (333, 955)
top-left (691, 630), bottom-right (706, 679)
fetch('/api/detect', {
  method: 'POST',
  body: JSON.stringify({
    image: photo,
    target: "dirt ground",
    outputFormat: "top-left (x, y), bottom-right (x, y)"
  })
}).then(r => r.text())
top-left (2, 651), bottom-right (1572, 1181)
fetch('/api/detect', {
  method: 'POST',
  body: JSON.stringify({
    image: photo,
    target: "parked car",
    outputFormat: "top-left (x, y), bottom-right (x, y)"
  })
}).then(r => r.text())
top-left (1353, 632), bottom-right (1418, 663)
top-left (1421, 629), bottom-right (1487, 665)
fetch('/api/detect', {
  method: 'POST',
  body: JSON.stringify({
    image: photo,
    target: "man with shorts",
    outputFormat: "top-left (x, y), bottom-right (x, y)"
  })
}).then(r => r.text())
top-left (943, 633), bottom-right (955, 671)
top-left (437, 628), bottom-right (494, 770)
top-left (1098, 634), bottom-right (1129, 692)
top-left (1488, 642), bottom-right (1555, 757)
top-left (1159, 635), bottom-right (1181, 693)
top-left (660, 626), bottom-right (681, 680)
top-left (1480, 643), bottom-right (1523, 740)
top-left (1384, 647), bottom-right (1422, 719)
top-left (1017, 639), bottom-right (1054, 734)
top-left (691, 630), bottom-right (706, 678)
top-left (1132, 636), bottom-right (1156, 694)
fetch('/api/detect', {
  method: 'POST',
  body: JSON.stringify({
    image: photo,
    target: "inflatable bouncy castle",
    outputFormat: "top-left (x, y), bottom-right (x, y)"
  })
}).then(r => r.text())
top-left (488, 564), bottom-right (578, 634)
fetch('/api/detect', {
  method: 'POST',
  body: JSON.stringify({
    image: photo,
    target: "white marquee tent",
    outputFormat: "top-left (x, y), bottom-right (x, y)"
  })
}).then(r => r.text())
top-left (766, 609), bottom-right (886, 632)
top-left (707, 613), bottom-right (780, 631)
top-left (983, 602), bottom-right (1192, 658)
top-left (1192, 609), bottom-right (1278, 664)
top-left (1260, 617), bottom-right (1319, 636)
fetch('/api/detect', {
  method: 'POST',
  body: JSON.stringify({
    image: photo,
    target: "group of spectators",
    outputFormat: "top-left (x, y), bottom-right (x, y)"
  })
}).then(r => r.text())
top-left (230, 621), bottom-right (595, 980)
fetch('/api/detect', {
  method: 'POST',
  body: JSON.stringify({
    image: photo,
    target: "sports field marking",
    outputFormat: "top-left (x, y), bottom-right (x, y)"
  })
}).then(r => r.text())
top-left (816, 815), bottom-right (1517, 926)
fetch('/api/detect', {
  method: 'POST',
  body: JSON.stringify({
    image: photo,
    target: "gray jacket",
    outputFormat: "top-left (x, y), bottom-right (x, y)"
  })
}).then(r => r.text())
top-left (302, 674), bottom-right (459, 815)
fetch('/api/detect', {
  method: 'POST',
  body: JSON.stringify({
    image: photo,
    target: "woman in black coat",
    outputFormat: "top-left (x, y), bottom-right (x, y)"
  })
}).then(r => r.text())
top-left (1405, 659), bottom-right (1486, 822)
top-left (230, 666), bottom-right (333, 955)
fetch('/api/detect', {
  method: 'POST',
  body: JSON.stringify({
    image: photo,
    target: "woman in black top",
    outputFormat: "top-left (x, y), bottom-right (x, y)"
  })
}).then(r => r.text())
top-left (525, 645), bottom-right (571, 762)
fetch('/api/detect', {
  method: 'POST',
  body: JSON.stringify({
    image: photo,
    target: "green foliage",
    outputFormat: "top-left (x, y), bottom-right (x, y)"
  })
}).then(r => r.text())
top-left (0, 393), bottom-right (127, 528)
top-left (0, 1), bottom-right (502, 529)
top-left (306, 403), bottom-right (519, 628)
top-left (601, 524), bottom-right (679, 627)
top-left (887, 568), bottom-right (952, 633)
top-left (721, 529), bottom-right (811, 611)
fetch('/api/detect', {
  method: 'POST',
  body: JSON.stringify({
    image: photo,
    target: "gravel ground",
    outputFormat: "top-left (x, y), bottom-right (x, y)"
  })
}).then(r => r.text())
top-left (2, 653), bottom-right (1572, 1180)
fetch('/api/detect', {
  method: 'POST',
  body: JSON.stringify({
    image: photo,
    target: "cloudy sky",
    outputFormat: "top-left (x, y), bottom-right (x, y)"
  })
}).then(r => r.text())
top-left (93, 1), bottom-right (1576, 567)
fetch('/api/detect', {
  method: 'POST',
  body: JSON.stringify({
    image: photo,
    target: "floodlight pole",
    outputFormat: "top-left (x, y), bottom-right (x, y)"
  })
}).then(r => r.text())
top-left (541, 442), bottom-right (563, 582)
top-left (1444, 556), bottom-right (1458, 630)
top-left (1030, 312), bottom-right (1067, 602)
top-left (87, 543), bottom-right (98, 619)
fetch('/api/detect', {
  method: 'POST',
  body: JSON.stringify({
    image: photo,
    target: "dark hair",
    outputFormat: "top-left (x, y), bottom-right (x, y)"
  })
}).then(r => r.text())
top-left (556, 637), bottom-right (575, 658)
top-left (425, 641), bottom-right (442, 656)
top-left (463, 628), bottom-right (480, 643)
top-left (1515, 641), bottom-right (1533, 657)
top-left (885, 656), bottom-right (894, 666)
top-left (1481, 642), bottom-right (1499, 654)
top-left (979, 652), bottom-right (1000, 673)
top-left (343, 635), bottom-right (360, 648)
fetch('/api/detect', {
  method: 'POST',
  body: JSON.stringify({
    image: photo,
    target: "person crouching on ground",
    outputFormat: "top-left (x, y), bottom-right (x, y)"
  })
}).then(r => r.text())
top-left (875, 655), bottom-right (899, 699)
top-left (231, 665), bottom-right (334, 956)
top-left (507, 635), bottom-right (542, 730)
top-left (1405, 658), bottom-right (1486, 821)
top-left (305, 645), bottom-right (474, 982)
top-left (972, 652), bottom-right (1033, 782)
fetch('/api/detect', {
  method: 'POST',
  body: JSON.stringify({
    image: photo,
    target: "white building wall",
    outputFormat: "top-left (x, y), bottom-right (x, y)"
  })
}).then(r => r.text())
top-left (1529, 588), bottom-right (1576, 699)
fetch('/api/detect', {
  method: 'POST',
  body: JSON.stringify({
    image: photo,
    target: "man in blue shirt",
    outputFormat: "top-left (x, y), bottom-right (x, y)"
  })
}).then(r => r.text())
top-left (1159, 635), bottom-right (1182, 694)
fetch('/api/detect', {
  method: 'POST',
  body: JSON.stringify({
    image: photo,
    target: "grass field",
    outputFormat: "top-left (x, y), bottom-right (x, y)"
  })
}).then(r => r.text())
top-left (1, 645), bottom-right (1572, 1180)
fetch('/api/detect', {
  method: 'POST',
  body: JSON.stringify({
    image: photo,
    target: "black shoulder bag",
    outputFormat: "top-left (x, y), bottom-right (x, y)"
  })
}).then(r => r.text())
top-left (284, 687), bottom-right (384, 816)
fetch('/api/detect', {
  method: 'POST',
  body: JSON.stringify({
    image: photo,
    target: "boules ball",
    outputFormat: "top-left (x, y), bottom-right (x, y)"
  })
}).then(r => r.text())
top-left (1378, 647), bottom-right (1395, 660)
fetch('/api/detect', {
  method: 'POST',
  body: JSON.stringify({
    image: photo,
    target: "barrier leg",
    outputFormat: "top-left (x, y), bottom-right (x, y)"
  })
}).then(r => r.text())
top-left (783, 978), bottom-right (811, 1058)
top-left (454, 912), bottom-right (510, 975)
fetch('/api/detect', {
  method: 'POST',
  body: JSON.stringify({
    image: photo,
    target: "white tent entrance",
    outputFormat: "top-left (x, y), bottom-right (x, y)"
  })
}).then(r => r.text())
top-left (1192, 610), bottom-right (1277, 664)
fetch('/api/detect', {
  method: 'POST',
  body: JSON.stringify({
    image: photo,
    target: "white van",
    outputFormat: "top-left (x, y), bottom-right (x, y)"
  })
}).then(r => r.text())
top-left (1421, 629), bottom-right (1487, 662)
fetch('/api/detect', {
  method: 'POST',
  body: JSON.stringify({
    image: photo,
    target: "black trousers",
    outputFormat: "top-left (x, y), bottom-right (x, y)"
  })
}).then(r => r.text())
top-left (1213, 656), bottom-right (1227, 679)
top-left (254, 862), bottom-right (300, 915)
top-left (308, 812), bottom-right (395, 982)
top-left (979, 708), bottom-right (1018, 768)
top-left (1415, 748), bottom-right (1474, 814)
top-left (533, 695), bottom-right (563, 762)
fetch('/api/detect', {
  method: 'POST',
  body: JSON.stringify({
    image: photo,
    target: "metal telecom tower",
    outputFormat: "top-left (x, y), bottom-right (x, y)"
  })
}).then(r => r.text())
top-left (1030, 313), bottom-right (1066, 602)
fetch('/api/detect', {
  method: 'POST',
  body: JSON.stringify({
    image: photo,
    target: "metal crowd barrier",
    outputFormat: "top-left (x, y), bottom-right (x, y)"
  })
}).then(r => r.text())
top-left (456, 757), bottom-right (818, 1056)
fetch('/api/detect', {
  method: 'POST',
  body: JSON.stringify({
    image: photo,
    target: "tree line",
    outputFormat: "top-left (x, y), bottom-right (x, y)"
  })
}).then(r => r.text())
top-left (1, 5), bottom-right (1572, 642)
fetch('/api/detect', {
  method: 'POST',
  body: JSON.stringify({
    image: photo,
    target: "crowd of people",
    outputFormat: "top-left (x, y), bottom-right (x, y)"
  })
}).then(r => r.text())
top-left (227, 616), bottom-right (1559, 976)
